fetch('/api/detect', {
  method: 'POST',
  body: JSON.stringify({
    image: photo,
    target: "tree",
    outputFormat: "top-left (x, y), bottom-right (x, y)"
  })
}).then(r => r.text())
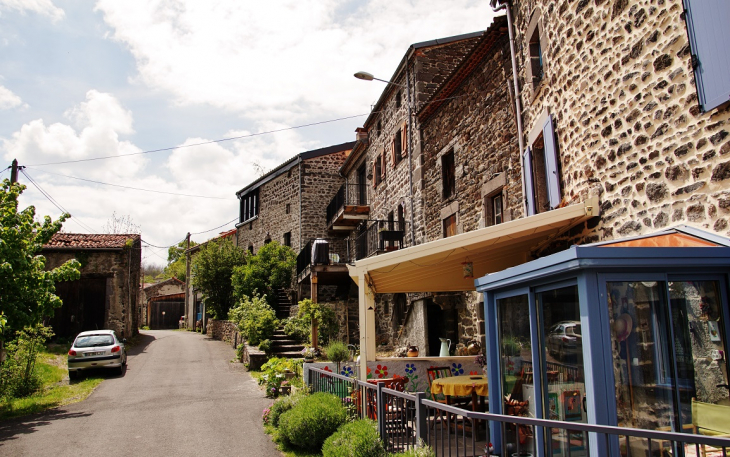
top-left (232, 241), bottom-right (296, 308)
top-left (0, 179), bottom-right (81, 338)
top-left (103, 211), bottom-right (140, 234)
top-left (191, 237), bottom-right (245, 319)
top-left (163, 239), bottom-right (198, 282)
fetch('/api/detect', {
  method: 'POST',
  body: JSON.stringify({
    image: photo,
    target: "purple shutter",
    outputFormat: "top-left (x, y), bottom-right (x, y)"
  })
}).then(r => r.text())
top-left (684, 0), bottom-right (730, 111)
top-left (543, 114), bottom-right (562, 209)
top-left (523, 147), bottom-right (535, 216)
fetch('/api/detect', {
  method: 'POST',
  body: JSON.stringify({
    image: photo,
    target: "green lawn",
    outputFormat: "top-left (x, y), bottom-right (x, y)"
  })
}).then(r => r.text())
top-left (0, 346), bottom-right (104, 420)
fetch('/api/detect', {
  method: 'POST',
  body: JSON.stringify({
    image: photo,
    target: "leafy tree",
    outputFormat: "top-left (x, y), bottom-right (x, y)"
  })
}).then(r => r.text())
top-left (0, 179), bottom-right (81, 339)
top-left (232, 241), bottom-right (296, 308)
top-left (162, 239), bottom-right (198, 282)
top-left (191, 237), bottom-right (245, 319)
top-left (103, 211), bottom-right (140, 234)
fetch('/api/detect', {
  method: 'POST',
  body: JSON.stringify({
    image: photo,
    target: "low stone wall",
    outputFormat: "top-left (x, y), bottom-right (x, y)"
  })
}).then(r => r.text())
top-left (207, 319), bottom-right (237, 343)
top-left (241, 343), bottom-right (268, 371)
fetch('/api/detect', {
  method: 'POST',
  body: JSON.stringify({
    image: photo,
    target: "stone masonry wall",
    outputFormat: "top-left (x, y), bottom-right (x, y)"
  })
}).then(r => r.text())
top-left (300, 150), bottom-right (349, 245)
top-left (44, 241), bottom-right (141, 339)
top-left (509, 0), bottom-right (730, 250)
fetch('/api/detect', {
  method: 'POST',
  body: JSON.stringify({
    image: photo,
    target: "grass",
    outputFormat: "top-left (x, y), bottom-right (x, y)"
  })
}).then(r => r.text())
top-left (0, 346), bottom-right (104, 421)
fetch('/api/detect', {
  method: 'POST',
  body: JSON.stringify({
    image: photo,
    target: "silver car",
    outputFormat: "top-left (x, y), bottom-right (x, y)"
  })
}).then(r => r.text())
top-left (68, 330), bottom-right (127, 379)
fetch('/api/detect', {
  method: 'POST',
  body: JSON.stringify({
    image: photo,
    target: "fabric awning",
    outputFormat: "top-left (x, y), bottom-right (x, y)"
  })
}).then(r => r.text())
top-left (348, 196), bottom-right (599, 293)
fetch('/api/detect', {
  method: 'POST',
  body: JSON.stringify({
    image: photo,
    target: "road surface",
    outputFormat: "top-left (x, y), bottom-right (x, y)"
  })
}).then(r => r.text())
top-left (0, 330), bottom-right (281, 457)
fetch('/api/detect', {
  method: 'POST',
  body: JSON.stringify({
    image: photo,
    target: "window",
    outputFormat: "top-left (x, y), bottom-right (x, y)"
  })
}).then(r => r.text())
top-left (526, 10), bottom-right (547, 90)
top-left (443, 214), bottom-right (457, 238)
top-left (377, 120), bottom-right (382, 137)
top-left (684, 1), bottom-right (730, 111)
top-left (264, 236), bottom-right (271, 244)
top-left (442, 150), bottom-right (455, 199)
top-left (285, 203), bottom-right (290, 214)
top-left (483, 174), bottom-right (508, 227)
top-left (283, 232), bottom-right (291, 247)
top-left (393, 129), bottom-right (403, 165)
top-left (492, 192), bottom-right (504, 225)
top-left (247, 243), bottom-right (254, 254)
top-left (240, 190), bottom-right (259, 223)
top-left (396, 90), bottom-right (402, 108)
top-left (524, 113), bottom-right (561, 215)
top-left (374, 155), bottom-right (382, 187)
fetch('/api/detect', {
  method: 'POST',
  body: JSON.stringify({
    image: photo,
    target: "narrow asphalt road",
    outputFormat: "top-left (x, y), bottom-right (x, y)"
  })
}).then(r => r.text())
top-left (0, 330), bottom-right (281, 457)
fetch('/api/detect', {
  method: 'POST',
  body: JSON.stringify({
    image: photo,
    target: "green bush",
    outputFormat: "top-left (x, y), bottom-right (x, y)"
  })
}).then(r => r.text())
top-left (282, 316), bottom-right (310, 342)
top-left (228, 293), bottom-right (279, 346)
top-left (298, 299), bottom-right (338, 345)
top-left (393, 442), bottom-right (436, 457)
top-left (259, 357), bottom-right (304, 395)
top-left (278, 392), bottom-right (347, 451)
top-left (0, 325), bottom-right (53, 399)
top-left (258, 339), bottom-right (272, 355)
top-left (322, 419), bottom-right (385, 457)
top-left (268, 389), bottom-right (308, 427)
top-left (324, 340), bottom-right (350, 363)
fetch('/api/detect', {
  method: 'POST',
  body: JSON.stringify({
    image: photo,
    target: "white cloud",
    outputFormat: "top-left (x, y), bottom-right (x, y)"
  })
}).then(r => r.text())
top-left (94, 0), bottom-right (494, 123)
top-left (0, 84), bottom-right (23, 110)
top-left (0, 0), bottom-right (64, 22)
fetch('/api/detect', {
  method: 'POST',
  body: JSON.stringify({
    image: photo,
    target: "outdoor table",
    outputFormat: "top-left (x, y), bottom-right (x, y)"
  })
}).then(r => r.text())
top-left (431, 375), bottom-right (488, 412)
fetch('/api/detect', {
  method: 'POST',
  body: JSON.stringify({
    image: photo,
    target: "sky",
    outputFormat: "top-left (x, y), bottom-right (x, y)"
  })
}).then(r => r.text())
top-left (0, 0), bottom-right (496, 267)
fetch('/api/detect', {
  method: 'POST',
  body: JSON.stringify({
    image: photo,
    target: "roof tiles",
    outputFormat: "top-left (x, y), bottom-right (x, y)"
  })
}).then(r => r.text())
top-left (44, 233), bottom-right (141, 250)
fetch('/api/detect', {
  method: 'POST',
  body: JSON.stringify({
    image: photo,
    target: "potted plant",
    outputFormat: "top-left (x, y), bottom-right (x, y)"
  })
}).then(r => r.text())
top-left (302, 346), bottom-right (316, 363)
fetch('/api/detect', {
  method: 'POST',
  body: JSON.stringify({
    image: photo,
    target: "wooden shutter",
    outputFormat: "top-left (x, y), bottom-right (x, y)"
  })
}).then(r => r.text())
top-left (401, 122), bottom-right (408, 157)
top-left (390, 136), bottom-right (396, 168)
top-left (684, 0), bottom-right (730, 111)
top-left (372, 160), bottom-right (377, 188)
top-left (381, 151), bottom-right (386, 179)
top-left (523, 147), bottom-right (535, 216)
top-left (543, 114), bottom-right (561, 209)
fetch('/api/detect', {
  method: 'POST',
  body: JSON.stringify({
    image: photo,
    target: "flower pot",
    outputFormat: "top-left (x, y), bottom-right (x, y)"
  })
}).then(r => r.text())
top-left (406, 350), bottom-right (419, 357)
top-left (304, 357), bottom-right (314, 363)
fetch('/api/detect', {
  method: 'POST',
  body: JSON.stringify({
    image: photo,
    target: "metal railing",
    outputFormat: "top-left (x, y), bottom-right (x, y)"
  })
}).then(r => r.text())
top-left (354, 220), bottom-right (408, 260)
top-left (296, 238), bottom-right (351, 278)
top-left (326, 183), bottom-right (369, 225)
top-left (309, 367), bottom-right (730, 456)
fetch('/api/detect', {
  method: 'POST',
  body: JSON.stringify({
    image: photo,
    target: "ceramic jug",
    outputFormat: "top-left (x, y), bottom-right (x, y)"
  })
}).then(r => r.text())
top-left (439, 338), bottom-right (451, 357)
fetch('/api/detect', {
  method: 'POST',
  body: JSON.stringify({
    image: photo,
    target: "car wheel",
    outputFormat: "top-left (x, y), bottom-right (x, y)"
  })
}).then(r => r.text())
top-left (69, 370), bottom-right (78, 381)
top-left (116, 365), bottom-right (124, 376)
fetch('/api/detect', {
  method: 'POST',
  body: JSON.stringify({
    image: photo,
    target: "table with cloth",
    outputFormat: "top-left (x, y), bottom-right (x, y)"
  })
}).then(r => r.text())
top-left (430, 375), bottom-right (488, 412)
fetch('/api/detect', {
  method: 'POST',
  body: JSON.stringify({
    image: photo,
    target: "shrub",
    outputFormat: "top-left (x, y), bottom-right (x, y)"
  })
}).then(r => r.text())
top-left (298, 299), bottom-right (338, 345)
top-left (278, 392), bottom-right (347, 451)
top-left (259, 357), bottom-right (304, 395)
top-left (0, 325), bottom-right (53, 399)
top-left (258, 339), bottom-right (272, 355)
top-left (282, 316), bottom-right (310, 343)
top-left (268, 389), bottom-right (308, 427)
top-left (393, 441), bottom-right (436, 457)
top-left (228, 293), bottom-right (279, 346)
top-left (324, 341), bottom-right (350, 364)
top-left (322, 419), bottom-right (385, 457)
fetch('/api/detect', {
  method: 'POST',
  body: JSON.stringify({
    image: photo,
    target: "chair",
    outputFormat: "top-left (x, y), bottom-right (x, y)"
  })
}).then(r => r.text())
top-left (692, 398), bottom-right (730, 457)
top-left (426, 366), bottom-right (471, 430)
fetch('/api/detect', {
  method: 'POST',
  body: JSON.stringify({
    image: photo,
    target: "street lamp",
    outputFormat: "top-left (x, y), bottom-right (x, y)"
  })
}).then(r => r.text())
top-left (354, 71), bottom-right (416, 246)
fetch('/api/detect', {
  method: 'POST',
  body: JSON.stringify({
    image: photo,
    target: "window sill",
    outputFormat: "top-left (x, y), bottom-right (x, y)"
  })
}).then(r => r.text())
top-left (235, 215), bottom-right (259, 227)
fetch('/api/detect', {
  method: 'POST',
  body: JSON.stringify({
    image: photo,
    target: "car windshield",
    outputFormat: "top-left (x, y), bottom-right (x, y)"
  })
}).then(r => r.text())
top-left (75, 335), bottom-right (114, 348)
top-left (566, 324), bottom-right (582, 336)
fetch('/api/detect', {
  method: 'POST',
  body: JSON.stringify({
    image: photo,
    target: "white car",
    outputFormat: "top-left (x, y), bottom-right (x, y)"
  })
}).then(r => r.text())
top-left (68, 330), bottom-right (127, 380)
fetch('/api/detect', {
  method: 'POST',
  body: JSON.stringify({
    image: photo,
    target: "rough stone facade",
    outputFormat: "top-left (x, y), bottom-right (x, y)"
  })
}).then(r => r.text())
top-left (43, 233), bottom-right (141, 339)
top-left (206, 319), bottom-right (237, 343)
top-left (507, 0), bottom-right (730, 251)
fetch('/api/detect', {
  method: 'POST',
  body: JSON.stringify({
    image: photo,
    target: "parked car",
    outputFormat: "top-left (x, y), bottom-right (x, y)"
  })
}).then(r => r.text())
top-left (68, 330), bottom-right (127, 379)
top-left (546, 321), bottom-right (583, 361)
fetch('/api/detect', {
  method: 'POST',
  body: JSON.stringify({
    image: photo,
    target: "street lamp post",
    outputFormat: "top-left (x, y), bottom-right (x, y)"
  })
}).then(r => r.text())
top-left (354, 71), bottom-right (416, 247)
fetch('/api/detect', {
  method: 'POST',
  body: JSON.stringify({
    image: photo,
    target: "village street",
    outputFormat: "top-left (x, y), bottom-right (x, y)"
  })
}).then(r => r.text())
top-left (0, 330), bottom-right (280, 457)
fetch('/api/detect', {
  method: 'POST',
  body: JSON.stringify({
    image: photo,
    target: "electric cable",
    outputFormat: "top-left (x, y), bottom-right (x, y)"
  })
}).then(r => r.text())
top-left (26, 113), bottom-right (370, 166)
top-left (190, 217), bottom-right (238, 235)
top-left (25, 167), bottom-right (235, 200)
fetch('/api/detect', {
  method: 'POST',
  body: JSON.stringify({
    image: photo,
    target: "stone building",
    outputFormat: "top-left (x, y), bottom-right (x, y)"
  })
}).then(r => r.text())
top-left (140, 277), bottom-right (185, 329)
top-left (43, 233), bottom-right (141, 339)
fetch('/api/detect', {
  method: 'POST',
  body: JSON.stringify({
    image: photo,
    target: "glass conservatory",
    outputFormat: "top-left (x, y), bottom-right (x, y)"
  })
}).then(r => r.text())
top-left (475, 227), bottom-right (730, 457)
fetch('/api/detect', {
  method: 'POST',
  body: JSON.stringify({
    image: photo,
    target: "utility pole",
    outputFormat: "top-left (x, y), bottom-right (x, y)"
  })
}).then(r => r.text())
top-left (184, 232), bottom-right (191, 330)
top-left (10, 159), bottom-right (19, 183)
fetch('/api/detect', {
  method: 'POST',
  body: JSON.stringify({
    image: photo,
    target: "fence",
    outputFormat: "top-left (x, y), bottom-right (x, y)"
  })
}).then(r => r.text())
top-left (308, 367), bottom-right (730, 457)
top-left (326, 183), bottom-right (369, 225)
top-left (355, 220), bottom-right (408, 260)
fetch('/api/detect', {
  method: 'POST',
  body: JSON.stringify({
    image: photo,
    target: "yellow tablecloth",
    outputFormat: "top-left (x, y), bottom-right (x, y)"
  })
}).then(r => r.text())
top-left (431, 375), bottom-right (488, 397)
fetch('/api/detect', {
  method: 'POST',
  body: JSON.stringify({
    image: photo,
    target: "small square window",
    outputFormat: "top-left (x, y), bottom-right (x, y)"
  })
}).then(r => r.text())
top-left (377, 120), bottom-right (382, 137)
top-left (283, 232), bottom-right (291, 247)
top-left (393, 129), bottom-right (403, 165)
top-left (396, 90), bottom-right (402, 108)
top-left (492, 192), bottom-right (503, 225)
top-left (526, 10), bottom-right (546, 90)
top-left (285, 203), bottom-right (291, 214)
top-left (374, 156), bottom-right (383, 186)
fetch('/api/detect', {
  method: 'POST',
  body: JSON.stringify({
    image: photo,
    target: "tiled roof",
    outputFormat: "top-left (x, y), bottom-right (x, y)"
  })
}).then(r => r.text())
top-left (44, 233), bottom-right (141, 250)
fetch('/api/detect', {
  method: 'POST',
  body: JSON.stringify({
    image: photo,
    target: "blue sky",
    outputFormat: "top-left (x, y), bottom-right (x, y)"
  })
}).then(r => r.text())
top-left (0, 0), bottom-right (495, 267)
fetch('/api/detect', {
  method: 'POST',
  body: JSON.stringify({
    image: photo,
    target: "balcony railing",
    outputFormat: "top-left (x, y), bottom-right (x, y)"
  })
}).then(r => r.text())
top-left (308, 367), bottom-right (730, 456)
top-left (355, 220), bottom-right (408, 260)
top-left (326, 183), bottom-right (370, 228)
top-left (296, 238), bottom-right (352, 278)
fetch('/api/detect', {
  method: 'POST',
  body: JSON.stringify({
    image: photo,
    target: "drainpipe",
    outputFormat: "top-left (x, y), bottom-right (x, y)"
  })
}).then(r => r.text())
top-left (405, 64), bottom-right (416, 246)
top-left (492, 0), bottom-right (527, 215)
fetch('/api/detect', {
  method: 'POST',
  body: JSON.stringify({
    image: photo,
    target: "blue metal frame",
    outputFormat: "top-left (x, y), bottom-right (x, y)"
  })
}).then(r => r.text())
top-left (477, 244), bottom-right (730, 457)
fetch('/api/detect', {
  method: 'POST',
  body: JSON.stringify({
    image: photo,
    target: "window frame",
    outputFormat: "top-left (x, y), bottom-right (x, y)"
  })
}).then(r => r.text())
top-left (240, 189), bottom-right (260, 223)
top-left (525, 9), bottom-right (548, 93)
top-left (442, 150), bottom-right (456, 200)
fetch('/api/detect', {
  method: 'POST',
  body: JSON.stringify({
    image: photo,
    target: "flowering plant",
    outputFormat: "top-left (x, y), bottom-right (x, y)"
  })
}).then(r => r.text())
top-left (474, 353), bottom-right (487, 369)
top-left (262, 407), bottom-right (271, 425)
top-left (301, 346), bottom-right (318, 359)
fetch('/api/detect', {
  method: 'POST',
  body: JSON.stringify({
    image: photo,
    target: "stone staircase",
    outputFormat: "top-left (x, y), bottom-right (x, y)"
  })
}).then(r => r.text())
top-left (275, 288), bottom-right (292, 320)
top-left (269, 327), bottom-right (304, 359)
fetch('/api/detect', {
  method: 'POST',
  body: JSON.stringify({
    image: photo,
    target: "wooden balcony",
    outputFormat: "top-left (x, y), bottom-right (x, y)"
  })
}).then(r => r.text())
top-left (326, 184), bottom-right (370, 232)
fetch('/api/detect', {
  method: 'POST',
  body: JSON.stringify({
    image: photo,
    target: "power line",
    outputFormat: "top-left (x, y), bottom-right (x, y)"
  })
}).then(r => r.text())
top-left (25, 167), bottom-right (234, 200)
top-left (20, 169), bottom-right (98, 233)
top-left (190, 217), bottom-right (238, 235)
top-left (27, 113), bottom-right (369, 167)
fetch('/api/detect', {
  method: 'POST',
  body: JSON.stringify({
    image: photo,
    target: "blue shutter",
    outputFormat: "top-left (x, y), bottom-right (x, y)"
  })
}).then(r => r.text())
top-left (543, 114), bottom-right (562, 210)
top-left (684, 0), bottom-right (730, 112)
top-left (523, 147), bottom-right (535, 216)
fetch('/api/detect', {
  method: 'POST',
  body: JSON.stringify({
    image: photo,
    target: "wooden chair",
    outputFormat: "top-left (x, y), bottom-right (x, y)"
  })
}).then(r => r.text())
top-left (426, 366), bottom-right (472, 430)
top-left (692, 398), bottom-right (730, 457)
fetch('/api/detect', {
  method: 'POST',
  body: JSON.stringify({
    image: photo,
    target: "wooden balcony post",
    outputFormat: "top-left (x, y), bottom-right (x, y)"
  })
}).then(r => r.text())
top-left (311, 271), bottom-right (319, 349)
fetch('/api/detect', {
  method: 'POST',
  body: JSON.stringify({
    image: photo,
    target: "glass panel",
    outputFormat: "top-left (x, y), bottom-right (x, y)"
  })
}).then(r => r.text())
top-left (669, 280), bottom-right (730, 439)
top-left (498, 294), bottom-right (534, 456)
top-left (608, 281), bottom-right (675, 455)
top-left (538, 285), bottom-right (587, 457)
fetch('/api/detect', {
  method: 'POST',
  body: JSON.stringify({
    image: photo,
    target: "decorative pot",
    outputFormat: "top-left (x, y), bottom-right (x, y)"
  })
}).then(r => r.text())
top-left (407, 345), bottom-right (419, 357)
top-left (304, 357), bottom-right (314, 363)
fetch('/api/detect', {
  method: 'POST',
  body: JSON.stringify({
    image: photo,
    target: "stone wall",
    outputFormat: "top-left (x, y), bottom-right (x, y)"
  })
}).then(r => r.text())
top-left (508, 0), bottom-right (730, 250)
top-left (206, 319), bottom-right (237, 343)
top-left (44, 240), bottom-right (141, 339)
top-left (300, 151), bottom-right (349, 244)
top-left (140, 278), bottom-right (185, 327)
